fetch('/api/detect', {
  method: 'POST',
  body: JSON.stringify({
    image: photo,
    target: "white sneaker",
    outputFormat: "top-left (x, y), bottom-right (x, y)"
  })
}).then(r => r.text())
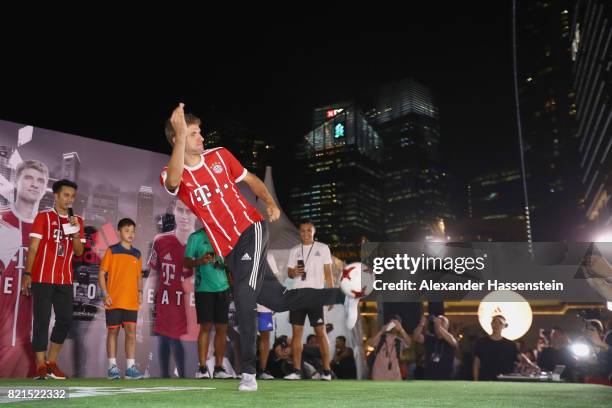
top-left (238, 373), bottom-right (258, 391)
top-left (257, 371), bottom-right (275, 380)
top-left (213, 367), bottom-right (234, 379)
top-left (311, 372), bottom-right (321, 380)
top-left (284, 371), bottom-right (302, 380)
top-left (344, 295), bottom-right (360, 329)
top-left (195, 367), bottom-right (210, 379)
top-left (320, 372), bottom-right (332, 381)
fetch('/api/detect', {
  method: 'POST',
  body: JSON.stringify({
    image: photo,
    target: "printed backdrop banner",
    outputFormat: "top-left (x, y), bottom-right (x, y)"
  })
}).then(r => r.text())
top-left (0, 119), bottom-right (232, 378)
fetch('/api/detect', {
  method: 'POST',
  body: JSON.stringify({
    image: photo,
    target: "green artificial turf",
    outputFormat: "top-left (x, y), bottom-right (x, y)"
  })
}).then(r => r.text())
top-left (0, 378), bottom-right (610, 407)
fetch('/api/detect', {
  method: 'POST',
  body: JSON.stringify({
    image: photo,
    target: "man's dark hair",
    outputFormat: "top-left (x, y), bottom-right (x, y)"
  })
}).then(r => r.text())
top-left (336, 335), bottom-right (346, 343)
top-left (306, 334), bottom-right (316, 343)
top-left (274, 335), bottom-right (289, 349)
top-left (118, 218), bottom-right (136, 230)
top-left (299, 220), bottom-right (315, 228)
top-left (387, 314), bottom-right (403, 324)
top-left (52, 179), bottom-right (78, 194)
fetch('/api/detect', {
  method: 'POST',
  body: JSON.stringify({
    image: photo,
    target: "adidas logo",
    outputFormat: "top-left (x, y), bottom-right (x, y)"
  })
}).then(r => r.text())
top-left (266, 322), bottom-right (273, 328)
top-left (317, 318), bottom-right (324, 324)
top-left (186, 182), bottom-right (193, 187)
top-left (164, 253), bottom-right (173, 261)
top-left (241, 253), bottom-right (252, 261)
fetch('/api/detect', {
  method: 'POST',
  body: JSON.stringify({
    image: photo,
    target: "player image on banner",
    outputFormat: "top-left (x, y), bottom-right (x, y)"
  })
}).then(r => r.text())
top-left (0, 160), bottom-right (49, 377)
top-left (1, 119), bottom-right (181, 378)
top-left (143, 199), bottom-right (197, 378)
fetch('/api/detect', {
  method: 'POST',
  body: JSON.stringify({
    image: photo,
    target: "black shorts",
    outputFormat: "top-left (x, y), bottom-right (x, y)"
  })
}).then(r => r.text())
top-left (195, 290), bottom-right (229, 324)
top-left (106, 309), bottom-right (137, 328)
top-left (289, 307), bottom-right (325, 327)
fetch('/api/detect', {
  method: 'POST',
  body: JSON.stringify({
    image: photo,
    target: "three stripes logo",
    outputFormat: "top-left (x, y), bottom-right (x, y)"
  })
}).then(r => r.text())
top-left (248, 222), bottom-right (262, 289)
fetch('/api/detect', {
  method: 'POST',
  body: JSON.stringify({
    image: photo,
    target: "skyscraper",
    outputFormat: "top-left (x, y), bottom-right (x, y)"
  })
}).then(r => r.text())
top-left (136, 185), bottom-right (155, 252)
top-left (450, 168), bottom-right (528, 241)
top-left (312, 103), bottom-right (352, 129)
top-left (62, 152), bottom-right (80, 182)
top-left (364, 78), bottom-right (450, 241)
top-left (571, 0), bottom-right (612, 232)
top-left (518, 0), bottom-right (579, 239)
top-left (289, 104), bottom-right (384, 260)
top-left (206, 121), bottom-right (274, 179)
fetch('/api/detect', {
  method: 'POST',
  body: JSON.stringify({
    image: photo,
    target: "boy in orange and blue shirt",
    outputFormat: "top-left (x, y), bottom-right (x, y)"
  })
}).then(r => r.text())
top-left (98, 218), bottom-right (143, 379)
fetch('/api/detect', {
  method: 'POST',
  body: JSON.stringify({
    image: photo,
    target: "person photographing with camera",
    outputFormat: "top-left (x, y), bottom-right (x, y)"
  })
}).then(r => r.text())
top-left (413, 314), bottom-right (458, 380)
top-left (368, 316), bottom-right (411, 380)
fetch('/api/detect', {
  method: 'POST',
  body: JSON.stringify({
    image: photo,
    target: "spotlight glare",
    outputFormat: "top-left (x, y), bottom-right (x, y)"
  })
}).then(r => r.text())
top-left (477, 291), bottom-right (533, 341)
top-left (571, 343), bottom-right (590, 358)
top-left (594, 232), bottom-right (612, 243)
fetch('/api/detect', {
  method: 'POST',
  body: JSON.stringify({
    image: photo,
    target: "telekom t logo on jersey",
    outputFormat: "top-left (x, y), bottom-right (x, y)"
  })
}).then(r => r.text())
top-left (192, 182), bottom-right (231, 207)
top-left (52, 228), bottom-right (63, 243)
top-left (161, 263), bottom-right (176, 286)
top-left (12, 247), bottom-right (28, 274)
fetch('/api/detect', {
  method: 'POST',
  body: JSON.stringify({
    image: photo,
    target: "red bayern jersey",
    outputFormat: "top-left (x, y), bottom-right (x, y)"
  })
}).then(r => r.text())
top-left (0, 206), bottom-right (34, 346)
top-left (147, 231), bottom-right (191, 339)
top-left (29, 208), bottom-right (85, 285)
top-left (159, 147), bottom-right (264, 257)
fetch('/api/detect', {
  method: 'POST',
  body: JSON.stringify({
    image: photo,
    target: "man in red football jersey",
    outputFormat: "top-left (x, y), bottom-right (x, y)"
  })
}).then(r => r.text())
top-left (0, 160), bottom-right (49, 378)
top-left (161, 103), bottom-right (360, 391)
top-left (21, 179), bottom-right (85, 380)
top-left (144, 198), bottom-right (196, 378)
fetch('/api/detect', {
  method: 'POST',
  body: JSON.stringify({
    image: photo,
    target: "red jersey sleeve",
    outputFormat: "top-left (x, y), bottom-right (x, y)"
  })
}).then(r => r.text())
top-left (30, 212), bottom-right (47, 240)
top-left (220, 148), bottom-right (248, 183)
top-left (160, 166), bottom-right (179, 196)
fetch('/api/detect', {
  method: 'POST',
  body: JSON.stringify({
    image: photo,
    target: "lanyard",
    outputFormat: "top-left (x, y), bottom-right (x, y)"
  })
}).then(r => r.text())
top-left (301, 242), bottom-right (315, 266)
top-left (52, 208), bottom-right (70, 253)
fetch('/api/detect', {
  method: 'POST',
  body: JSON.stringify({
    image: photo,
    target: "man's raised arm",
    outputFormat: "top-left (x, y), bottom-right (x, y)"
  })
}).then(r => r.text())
top-left (165, 103), bottom-right (188, 192)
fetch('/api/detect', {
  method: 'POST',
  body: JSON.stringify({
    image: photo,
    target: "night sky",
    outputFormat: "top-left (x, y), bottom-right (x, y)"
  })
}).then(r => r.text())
top-left (1, 4), bottom-right (521, 205)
